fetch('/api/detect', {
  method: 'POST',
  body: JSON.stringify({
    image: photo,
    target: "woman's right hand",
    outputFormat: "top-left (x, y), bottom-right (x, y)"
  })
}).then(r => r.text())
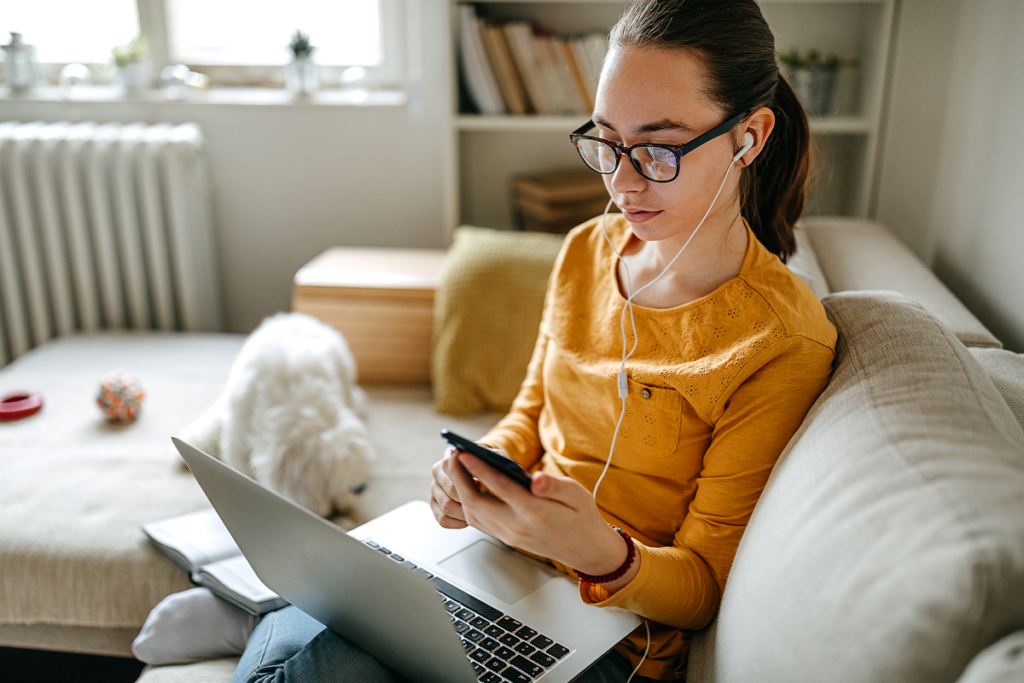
top-left (430, 446), bottom-right (469, 529)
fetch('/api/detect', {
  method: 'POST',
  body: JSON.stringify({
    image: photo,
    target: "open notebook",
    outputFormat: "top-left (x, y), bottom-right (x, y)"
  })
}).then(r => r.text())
top-left (142, 508), bottom-right (288, 615)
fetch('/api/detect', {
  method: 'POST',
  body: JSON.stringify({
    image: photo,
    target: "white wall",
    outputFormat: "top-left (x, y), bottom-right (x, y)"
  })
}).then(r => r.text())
top-left (928, 0), bottom-right (1024, 352)
top-left (873, 0), bottom-right (961, 257)
top-left (877, 0), bottom-right (1024, 352)
top-left (0, 0), bottom-right (452, 334)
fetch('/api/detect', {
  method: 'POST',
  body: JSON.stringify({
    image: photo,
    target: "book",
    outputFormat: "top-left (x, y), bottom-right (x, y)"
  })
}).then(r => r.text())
top-left (514, 168), bottom-right (610, 205)
top-left (565, 38), bottom-right (596, 111)
top-left (533, 33), bottom-right (567, 114)
top-left (517, 195), bottom-right (614, 224)
top-left (458, 5), bottom-right (505, 115)
top-left (503, 22), bottom-right (553, 115)
top-left (561, 36), bottom-right (592, 113)
top-left (481, 24), bottom-right (529, 115)
top-left (581, 33), bottom-right (609, 92)
top-left (460, 13), bottom-right (608, 118)
top-left (542, 34), bottom-right (581, 114)
top-left (142, 508), bottom-right (288, 616)
top-left (513, 168), bottom-right (613, 232)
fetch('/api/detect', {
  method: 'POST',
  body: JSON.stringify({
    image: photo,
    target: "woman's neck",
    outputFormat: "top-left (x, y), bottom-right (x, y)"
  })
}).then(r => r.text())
top-left (618, 212), bottom-right (748, 309)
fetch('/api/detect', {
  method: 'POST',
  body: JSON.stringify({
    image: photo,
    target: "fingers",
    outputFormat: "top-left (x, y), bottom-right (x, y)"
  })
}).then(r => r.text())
top-left (432, 453), bottom-right (462, 504)
top-left (447, 451), bottom-right (484, 502)
top-left (457, 452), bottom-right (534, 509)
top-left (430, 451), bottom-right (468, 529)
top-left (528, 471), bottom-right (591, 510)
top-left (430, 492), bottom-right (467, 529)
top-left (431, 479), bottom-right (465, 519)
top-left (447, 452), bottom-right (505, 535)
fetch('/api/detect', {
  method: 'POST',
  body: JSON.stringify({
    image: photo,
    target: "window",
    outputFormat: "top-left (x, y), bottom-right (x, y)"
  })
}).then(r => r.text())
top-left (0, 0), bottom-right (140, 64)
top-left (1, 0), bottom-right (401, 90)
top-left (167, 0), bottom-right (382, 67)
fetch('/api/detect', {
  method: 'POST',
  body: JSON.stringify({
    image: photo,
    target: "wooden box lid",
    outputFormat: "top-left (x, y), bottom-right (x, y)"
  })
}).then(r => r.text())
top-left (293, 247), bottom-right (448, 299)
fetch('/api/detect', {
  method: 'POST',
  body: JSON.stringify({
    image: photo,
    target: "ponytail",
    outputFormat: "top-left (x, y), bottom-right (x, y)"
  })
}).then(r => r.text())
top-left (611, 0), bottom-right (811, 262)
top-left (741, 73), bottom-right (810, 262)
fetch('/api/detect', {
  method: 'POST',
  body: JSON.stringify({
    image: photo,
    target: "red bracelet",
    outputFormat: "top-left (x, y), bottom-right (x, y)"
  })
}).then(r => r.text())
top-left (573, 525), bottom-right (636, 585)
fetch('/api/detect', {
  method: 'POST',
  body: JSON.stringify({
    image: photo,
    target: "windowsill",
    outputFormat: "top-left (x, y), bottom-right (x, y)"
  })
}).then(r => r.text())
top-left (0, 85), bottom-right (407, 108)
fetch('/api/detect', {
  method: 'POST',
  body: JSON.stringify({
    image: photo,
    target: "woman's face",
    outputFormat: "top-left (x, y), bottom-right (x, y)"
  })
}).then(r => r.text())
top-left (593, 46), bottom-right (744, 244)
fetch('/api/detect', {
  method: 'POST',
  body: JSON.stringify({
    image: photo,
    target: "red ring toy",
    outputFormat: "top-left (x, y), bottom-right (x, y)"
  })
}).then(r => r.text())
top-left (0, 392), bottom-right (44, 421)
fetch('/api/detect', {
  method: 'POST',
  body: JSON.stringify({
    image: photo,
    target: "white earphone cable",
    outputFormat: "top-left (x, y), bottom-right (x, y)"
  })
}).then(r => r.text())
top-left (593, 152), bottom-right (741, 501)
top-left (591, 147), bottom-right (745, 682)
top-left (625, 620), bottom-right (652, 683)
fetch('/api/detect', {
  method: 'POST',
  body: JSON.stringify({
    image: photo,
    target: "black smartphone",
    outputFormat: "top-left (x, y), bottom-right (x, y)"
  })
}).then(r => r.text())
top-left (440, 429), bottom-right (533, 490)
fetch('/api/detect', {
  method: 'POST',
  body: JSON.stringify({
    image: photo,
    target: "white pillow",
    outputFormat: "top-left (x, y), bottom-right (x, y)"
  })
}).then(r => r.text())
top-left (132, 588), bottom-right (260, 665)
top-left (787, 226), bottom-right (831, 299)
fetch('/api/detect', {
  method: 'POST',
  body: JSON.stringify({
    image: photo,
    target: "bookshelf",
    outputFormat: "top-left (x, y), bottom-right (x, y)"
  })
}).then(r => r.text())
top-left (445, 0), bottom-right (896, 232)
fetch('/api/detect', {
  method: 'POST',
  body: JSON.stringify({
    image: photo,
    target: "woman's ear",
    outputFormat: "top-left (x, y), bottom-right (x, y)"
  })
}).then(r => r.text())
top-left (736, 107), bottom-right (776, 167)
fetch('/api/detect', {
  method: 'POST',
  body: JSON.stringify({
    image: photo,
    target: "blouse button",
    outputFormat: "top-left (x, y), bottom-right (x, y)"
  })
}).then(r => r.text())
top-left (640, 388), bottom-right (652, 399)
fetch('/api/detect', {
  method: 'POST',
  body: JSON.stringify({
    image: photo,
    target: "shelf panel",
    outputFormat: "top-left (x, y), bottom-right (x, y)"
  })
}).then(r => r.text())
top-left (466, 0), bottom-right (626, 4)
top-left (810, 117), bottom-right (872, 135)
top-left (457, 115), bottom-right (585, 131)
top-left (458, 114), bottom-right (873, 135)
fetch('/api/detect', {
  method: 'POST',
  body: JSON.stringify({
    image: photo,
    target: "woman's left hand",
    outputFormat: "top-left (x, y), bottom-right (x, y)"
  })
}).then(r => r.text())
top-left (443, 450), bottom-right (637, 587)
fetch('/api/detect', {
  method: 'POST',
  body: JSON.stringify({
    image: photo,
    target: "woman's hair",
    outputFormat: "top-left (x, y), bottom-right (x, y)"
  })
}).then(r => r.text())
top-left (610, 0), bottom-right (810, 261)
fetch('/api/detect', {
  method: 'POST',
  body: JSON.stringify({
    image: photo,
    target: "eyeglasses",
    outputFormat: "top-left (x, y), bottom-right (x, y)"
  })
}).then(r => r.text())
top-left (569, 109), bottom-right (752, 183)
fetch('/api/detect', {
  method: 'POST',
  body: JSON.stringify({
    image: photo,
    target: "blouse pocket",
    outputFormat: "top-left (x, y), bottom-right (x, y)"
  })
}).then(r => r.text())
top-left (615, 376), bottom-right (682, 460)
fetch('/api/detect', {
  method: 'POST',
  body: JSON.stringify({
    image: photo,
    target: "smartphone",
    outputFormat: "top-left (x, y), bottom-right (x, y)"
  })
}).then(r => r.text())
top-left (440, 429), bottom-right (533, 489)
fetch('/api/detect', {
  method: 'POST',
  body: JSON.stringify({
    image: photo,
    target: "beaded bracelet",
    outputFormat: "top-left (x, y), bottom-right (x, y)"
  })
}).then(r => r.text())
top-left (573, 525), bottom-right (636, 585)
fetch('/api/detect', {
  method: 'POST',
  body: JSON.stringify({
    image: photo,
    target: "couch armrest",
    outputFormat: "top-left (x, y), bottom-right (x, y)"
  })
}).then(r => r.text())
top-left (801, 216), bottom-right (1001, 348)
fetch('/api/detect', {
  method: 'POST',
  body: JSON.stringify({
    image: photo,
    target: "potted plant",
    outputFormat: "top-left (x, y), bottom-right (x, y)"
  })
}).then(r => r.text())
top-left (778, 49), bottom-right (857, 117)
top-left (286, 30), bottom-right (319, 94)
top-left (112, 35), bottom-right (150, 92)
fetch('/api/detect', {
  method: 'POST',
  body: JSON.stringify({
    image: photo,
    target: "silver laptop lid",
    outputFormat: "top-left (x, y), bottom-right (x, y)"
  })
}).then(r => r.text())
top-left (172, 437), bottom-right (476, 683)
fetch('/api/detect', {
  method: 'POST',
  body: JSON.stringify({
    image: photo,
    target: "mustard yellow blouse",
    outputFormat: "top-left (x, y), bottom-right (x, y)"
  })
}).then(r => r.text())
top-left (480, 214), bottom-right (837, 679)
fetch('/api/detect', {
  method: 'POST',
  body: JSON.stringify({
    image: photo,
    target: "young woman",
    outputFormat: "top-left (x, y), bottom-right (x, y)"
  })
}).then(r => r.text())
top-left (234, 0), bottom-right (836, 681)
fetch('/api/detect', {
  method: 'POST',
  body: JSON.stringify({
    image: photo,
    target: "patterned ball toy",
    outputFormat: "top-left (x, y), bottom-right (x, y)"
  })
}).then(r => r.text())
top-left (97, 371), bottom-right (145, 422)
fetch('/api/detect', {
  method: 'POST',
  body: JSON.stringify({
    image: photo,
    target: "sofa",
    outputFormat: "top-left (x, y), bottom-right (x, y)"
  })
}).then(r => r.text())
top-left (1, 216), bottom-right (1023, 683)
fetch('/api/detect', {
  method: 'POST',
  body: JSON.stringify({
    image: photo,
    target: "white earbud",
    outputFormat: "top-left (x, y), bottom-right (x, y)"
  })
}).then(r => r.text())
top-left (733, 132), bottom-right (754, 162)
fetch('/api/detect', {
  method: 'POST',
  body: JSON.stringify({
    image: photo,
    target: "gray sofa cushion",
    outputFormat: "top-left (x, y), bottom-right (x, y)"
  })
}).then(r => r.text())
top-left (801, 216), bottom-right (1001, 348)
top-left (689, 291), bottom-right (1024, 683)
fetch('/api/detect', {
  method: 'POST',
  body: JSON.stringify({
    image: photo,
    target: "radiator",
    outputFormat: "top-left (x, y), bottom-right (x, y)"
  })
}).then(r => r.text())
top-left (0, 121), bottom-right (224, 368)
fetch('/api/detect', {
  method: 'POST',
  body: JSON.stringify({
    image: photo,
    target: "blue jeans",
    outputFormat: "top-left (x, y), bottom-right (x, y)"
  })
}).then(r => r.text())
top-left (233, 606), bottom-right (654, 683)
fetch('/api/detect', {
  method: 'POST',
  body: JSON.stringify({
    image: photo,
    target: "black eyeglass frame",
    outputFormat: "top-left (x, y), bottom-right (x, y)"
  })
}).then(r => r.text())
top-left (569, 108), bottom-right (754, 183)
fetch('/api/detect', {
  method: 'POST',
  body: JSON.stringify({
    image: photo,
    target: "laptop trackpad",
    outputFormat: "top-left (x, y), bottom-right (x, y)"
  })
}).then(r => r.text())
top-left (439, 539), bottom-right (555, 604)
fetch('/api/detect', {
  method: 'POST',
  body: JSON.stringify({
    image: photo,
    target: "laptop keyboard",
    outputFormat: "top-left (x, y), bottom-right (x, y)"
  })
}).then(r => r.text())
top-left (363, 540), bottom-right (572, 681)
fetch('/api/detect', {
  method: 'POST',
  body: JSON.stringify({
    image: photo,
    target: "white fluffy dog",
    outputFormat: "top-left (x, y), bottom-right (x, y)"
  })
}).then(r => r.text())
top-left (178, 312), bottom-right (373, 517)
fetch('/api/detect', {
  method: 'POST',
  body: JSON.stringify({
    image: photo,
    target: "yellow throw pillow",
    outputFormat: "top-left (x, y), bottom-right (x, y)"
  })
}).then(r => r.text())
top-left (432, 227), bottom-right (565, 415)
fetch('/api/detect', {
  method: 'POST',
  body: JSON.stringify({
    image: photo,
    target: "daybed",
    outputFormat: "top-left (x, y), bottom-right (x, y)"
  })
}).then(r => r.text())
top-left (1, 217), bottom-right (1023, 683)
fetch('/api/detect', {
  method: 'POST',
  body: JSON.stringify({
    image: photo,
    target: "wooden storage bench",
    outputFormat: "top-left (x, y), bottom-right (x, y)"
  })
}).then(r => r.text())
top-left (291, 247), bottom-right (447, 384)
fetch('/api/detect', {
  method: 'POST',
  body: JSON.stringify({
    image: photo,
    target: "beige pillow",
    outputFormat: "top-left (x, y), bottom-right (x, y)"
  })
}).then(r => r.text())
top-left (432, 227), bottom-right (565, 415)
top-left (690, 291), bottom-right (1024, 683)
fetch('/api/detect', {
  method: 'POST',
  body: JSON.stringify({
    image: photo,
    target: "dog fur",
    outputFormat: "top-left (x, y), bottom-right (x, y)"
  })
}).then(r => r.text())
top-left (178, 312), bottom-right (373, 517)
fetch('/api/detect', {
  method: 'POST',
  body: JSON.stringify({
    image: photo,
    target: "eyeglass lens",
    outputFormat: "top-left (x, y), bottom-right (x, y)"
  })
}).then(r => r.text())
top-left (576, 139), bottom-right (679, 182)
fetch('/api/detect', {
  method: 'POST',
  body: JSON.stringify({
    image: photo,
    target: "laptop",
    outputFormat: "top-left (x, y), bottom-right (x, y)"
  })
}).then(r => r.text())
top-left (172, 438), bottom-right (641, 683)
